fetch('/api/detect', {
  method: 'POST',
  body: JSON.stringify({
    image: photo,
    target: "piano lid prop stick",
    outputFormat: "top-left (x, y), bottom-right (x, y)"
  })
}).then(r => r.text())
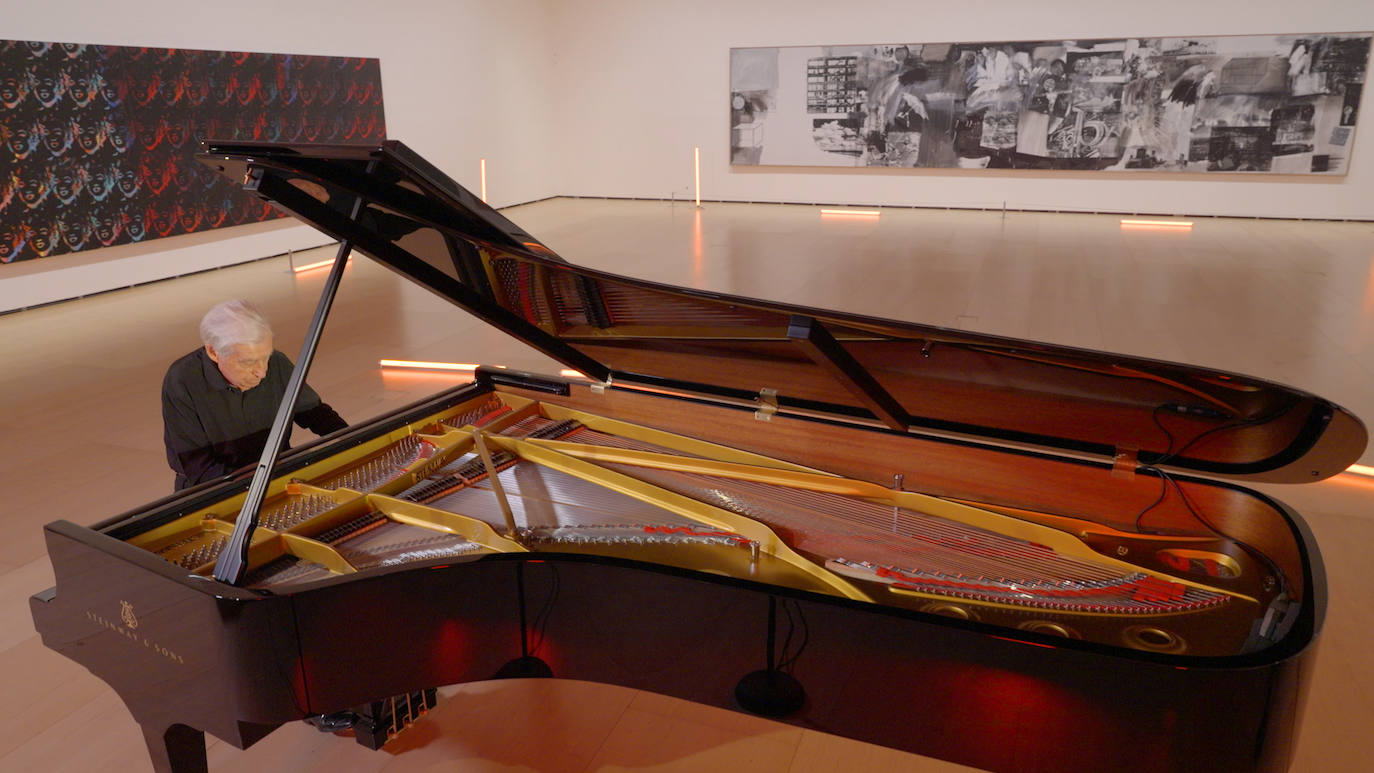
top-left (472, 430), bottom-right (518, 537)
top-left (213, 161), bottom-right (376, 585)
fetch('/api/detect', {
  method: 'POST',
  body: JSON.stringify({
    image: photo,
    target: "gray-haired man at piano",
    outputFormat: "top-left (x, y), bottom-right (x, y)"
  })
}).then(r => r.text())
top-left (161, 299), bottom-right (347, 490)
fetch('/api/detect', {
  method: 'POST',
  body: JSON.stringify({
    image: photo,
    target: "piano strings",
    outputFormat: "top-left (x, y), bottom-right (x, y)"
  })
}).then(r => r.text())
top-left (133, 392), bottom-right (1262, 653)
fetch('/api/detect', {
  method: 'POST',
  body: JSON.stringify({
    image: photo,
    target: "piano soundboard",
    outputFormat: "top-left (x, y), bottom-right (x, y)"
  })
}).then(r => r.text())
top-left (127, 390), bottom-right (1279, 658)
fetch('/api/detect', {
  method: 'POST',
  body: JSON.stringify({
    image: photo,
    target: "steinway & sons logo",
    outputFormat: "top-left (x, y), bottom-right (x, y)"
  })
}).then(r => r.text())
top-left (85, 601), bottom-right (185, 665)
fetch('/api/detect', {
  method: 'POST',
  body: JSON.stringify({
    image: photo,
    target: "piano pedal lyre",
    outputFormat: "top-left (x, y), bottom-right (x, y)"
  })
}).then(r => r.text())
top-left (351, 688), bottom-right (440, 750)
top-left (304, 688), bottom-right (439, 750)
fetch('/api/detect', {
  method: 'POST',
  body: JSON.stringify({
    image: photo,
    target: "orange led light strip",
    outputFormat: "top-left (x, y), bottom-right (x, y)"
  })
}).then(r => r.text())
top-left (293, 257), bottom-right (352, 273)
top-left (480, 158), bottom-right (488, 203)
top-left (379, 361), bottom-right (587, 381)
top-left (1120, 218), bottom-right (1193, 230)
top-left (694, 147), bottom-right (701, 207)
top-left (379, 360), bottom-right (478, 372)
top-left (820, 209), bottom-right (881, 217)
top-left (1346, 464), bottom-right (1374, 478)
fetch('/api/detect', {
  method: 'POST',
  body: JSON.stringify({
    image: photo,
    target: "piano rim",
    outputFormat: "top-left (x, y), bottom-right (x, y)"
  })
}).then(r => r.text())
top-left (71, 368), bottom-right (1327, 671)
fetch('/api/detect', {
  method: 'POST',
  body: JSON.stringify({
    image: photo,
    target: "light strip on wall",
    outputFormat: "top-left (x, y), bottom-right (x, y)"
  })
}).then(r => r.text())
top-left (560, 369), bottom-right (587, 379)
top-left (293, 257), bottom-right (352, 273)
top-left (1346, 464), bottom-right (1374, 478)
top-left (694, 147), bottom-right (701, 207)
top-left (480, 158), bottom-right (488, 203)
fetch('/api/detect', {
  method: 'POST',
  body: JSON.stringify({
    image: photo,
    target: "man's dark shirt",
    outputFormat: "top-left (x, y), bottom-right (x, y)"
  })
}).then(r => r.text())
top-left (162, 348), bottom-right (347, 490)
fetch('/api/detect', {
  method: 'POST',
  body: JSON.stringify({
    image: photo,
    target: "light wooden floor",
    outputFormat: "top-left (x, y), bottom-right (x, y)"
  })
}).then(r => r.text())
top-left (2, 199), bottom-right (1372, 772)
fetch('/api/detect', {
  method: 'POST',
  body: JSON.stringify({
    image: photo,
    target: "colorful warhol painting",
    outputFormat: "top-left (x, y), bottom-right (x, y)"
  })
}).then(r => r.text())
top-left (730, 34), bottom-right (1370, 173)
top-left (0, 40), bottom-right (385, 264)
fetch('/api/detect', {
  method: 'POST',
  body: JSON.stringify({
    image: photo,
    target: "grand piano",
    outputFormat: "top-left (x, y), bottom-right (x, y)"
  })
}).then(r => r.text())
top-left (30, 140), bottom-right (1366, 773)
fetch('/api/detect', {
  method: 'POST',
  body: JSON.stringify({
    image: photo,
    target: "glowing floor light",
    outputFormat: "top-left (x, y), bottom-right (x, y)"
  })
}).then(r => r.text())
top-left (1120, 218), bottom-right (1194, 231)
top-left (820, 209), bottom-right (882, 218)
top-left (293, 257), bottom-right (352, 274)
top-left (379, 360), bottom-right (479, 372)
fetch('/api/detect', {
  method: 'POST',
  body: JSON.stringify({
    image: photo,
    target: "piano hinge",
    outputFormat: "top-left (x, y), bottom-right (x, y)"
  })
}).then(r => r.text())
top-left (1112, 445), bottom-right (1139, 480)
top-left (590, 374), bottom-right (613, 394)
top-left (242, 165), bottom-right (264, 191)
top-left (755, 388), bottom-right (779, 421)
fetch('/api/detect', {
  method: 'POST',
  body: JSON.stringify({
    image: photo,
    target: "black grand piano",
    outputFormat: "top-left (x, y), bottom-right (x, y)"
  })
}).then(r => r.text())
top-left (31, 140), bottom-right (1367, 772)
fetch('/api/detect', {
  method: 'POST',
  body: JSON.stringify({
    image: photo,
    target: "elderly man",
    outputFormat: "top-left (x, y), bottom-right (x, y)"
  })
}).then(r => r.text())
top-left (162, 299), bottom-right (347, 490)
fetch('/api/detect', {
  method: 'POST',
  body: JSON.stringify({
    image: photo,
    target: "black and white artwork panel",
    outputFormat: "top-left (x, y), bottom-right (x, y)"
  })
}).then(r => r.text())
top-left (730, 33), bottom-right (1371, 174)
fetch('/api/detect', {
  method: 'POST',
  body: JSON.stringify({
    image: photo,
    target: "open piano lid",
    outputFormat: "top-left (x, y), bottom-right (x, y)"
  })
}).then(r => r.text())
top-left (199, 139), bottom-right (1365, 484)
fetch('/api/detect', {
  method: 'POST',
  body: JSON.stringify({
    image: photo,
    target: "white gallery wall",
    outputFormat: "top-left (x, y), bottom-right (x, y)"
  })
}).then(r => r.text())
top-left (5, 0), bottom-right (1374, 311)
top-left (549, 0), bottom-right (1374, 219)
top-left (0, 0), bottom-right (559, 311)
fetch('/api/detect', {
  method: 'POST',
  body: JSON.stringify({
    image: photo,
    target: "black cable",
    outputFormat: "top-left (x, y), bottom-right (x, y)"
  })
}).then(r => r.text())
top-left (780, 598), bottom-right (802, 672)
top-left (1160, 469), bottom-right (1291, 597)
top-left (1136, 402), bottom-right (1286, 532)
top-left (777, 599), bottom-right (809, 672)
top-left (1147, 403), bottom-right (1284, 470)
top-left (1150, 403), bottom-right (1179, 458)
top-left (1133, 464), bottom-right (1291, 599)
top-left (527, 562), bottom-right (560, 656)
top-left (1133, 469), bottom-right (1172, 532)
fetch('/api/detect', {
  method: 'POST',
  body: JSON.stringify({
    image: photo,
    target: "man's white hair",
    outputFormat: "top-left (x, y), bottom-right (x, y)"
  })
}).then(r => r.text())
top-left (200, 299), bottom-right (273, 353)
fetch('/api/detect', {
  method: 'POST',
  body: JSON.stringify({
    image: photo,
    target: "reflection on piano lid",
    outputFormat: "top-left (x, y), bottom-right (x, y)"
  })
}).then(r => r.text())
top-left (27, 139), bottom-right (1366, 773)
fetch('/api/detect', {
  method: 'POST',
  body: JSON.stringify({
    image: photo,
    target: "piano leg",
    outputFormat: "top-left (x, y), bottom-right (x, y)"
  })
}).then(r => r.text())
top-left (140, 721), bottom-right (208, 773)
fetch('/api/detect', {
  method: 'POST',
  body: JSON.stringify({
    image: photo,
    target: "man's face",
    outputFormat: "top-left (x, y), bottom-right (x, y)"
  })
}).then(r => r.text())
top-left (208, 338), bottom-right (273, 391)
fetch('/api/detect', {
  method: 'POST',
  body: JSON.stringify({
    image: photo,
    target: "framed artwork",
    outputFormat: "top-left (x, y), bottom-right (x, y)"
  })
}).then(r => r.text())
top-left (730, 33), bottom-right (1369, 173)
top-left (0, 40), bottom-right (386, 264)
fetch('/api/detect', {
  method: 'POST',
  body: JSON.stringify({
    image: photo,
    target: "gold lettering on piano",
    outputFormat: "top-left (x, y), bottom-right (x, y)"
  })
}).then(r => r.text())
top-left (84, 609), bottom-right (186, 665)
